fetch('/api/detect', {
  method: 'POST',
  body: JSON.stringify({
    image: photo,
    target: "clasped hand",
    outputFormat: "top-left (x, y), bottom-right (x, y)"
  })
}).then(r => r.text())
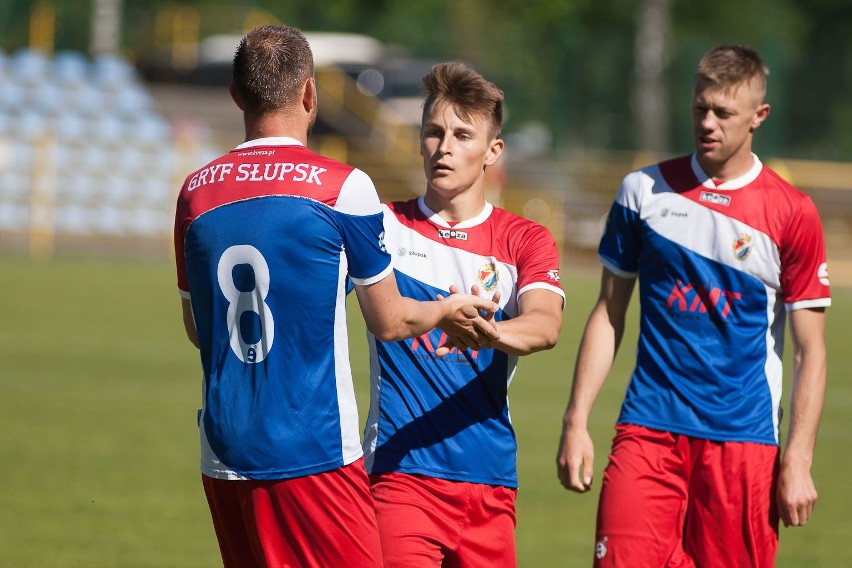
top-left (435, 285), bottom-right (502, 356)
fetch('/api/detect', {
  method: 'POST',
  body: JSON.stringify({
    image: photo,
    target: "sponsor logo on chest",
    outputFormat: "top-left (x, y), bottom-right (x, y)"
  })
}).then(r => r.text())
top-left (700, 190), bottom-right (732, 206)
top-left (438, 228), bottom-right (468, 240)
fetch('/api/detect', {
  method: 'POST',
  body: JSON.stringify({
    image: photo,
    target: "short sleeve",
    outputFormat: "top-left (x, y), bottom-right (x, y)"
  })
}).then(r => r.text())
top-left (515, 223), bottom-right (565, 305)
top-left (781, 197), bottom-right (831, 310)
top-left (598, 171), bottom-right (645, 277)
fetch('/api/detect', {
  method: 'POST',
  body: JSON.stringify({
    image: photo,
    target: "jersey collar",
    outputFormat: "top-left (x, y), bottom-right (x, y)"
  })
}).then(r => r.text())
top-left (416, 195), bottom-right (494, 229)
top-left (234, 137), bottom-right (304, 150)
top-left (690, 152), bottom-right (763, 190)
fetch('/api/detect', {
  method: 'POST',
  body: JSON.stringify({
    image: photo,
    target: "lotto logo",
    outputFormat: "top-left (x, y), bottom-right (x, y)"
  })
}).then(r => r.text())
top-left (818, 262), bottom-right (830, 286)
top-left (595, 536), bottom-right (608, 559)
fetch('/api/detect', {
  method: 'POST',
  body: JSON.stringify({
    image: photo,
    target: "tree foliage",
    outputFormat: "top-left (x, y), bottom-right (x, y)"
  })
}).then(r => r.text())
top-left (1, 0), bottom-right (850, 158)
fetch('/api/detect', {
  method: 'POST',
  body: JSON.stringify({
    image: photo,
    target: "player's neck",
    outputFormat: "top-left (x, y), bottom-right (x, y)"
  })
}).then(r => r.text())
top-left (697, 148), bottom-right (756, 183)
top-left (424, 189), bottom-right (487, 223)
top-left (243, 113), bottom-right (309, 145)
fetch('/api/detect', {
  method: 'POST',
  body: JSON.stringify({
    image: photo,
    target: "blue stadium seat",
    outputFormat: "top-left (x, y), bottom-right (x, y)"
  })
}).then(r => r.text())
top-left (59, 173), bottom-right (98, 203)
top-left (52, 50), bottom-right (90, 88)
top-left (10, 48), bottom-right (49, 84)
top-left (93, 53), bottom-right (136, 90)
top-left (93, 204), bottom-right (126, 235)
top-left (54, 113), bottom-right (89, 144)
top-left (0, 81), bottom-right (27, 112)
top-left (53, 204), bottom-right (92, 234)
top-left (0, 170), bottom-right (30, 201)
top-left (0, 202), bottom-right (29, 231)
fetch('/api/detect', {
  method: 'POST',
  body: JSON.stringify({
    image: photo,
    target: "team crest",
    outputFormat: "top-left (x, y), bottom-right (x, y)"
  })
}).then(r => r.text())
top-left (478, 262), bottom-right (499, 291)
top-left (733, 234), bottom-right (752, 261)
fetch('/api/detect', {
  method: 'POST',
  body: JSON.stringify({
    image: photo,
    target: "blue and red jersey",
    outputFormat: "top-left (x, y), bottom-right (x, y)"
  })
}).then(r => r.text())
top-left (600, 153), bottom-right (831, 445)
top-left (174, 137), bottom-right (391, 480)
top-left (363, 197), bottom-right (564, 487)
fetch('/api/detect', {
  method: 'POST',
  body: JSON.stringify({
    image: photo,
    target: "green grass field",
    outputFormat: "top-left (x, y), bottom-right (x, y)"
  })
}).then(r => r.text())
top-left (1, 254), bottom-right (850, 566)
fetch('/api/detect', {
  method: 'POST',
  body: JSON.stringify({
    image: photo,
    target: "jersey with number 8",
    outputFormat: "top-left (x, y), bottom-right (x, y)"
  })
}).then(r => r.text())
top-left (175, 137), bottom-right (392, 481)
top-left (217, 244), bottom-right (274, 364)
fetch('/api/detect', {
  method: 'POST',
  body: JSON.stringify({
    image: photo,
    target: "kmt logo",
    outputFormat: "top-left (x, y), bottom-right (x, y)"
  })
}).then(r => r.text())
top-left (409, 330), bottom-right (478, 361)
top-left (666, 280), bottom-right (742, 319)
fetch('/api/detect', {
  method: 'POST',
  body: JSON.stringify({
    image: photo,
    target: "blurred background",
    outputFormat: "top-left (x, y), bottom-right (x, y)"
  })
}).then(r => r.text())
top-left (1, 0), bottom-right (851, 267)
top-left (2, 3), bottom-right (852, 566)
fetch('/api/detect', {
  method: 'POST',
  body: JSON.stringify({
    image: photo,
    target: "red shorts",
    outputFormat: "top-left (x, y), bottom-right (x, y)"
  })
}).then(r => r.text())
top-left (594, 424), bottom-right (780, 568)
top-left (202, 458), bottom-right (382, 568)
top-left (370, 472), bottom-right (518, 568)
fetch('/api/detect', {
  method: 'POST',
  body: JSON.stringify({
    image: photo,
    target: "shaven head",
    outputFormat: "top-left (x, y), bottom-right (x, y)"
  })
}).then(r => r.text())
top-left (232, 25), bottom-right (314, 114)
top-left (695, 44), bottom-right (769, 104)
top-left (421, 62), bottom-right (504, 139)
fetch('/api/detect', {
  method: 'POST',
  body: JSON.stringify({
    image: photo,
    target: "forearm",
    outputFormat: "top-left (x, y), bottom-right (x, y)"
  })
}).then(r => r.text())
top-left (783, 349), bottom-right (827, 464)
top-left (491, 311), bottom-right (561, 356)
top-left (565, 269), bottom-right (633, 427)
top-left (776, 307), bottom-right (827, 527)
top-left (356, 276), bottom-right (498, 343)
top-left (376, 296), bottom-right (449, 342)
top-left (783, 308), bottom-right (828, 463)
top-left (563, 309), bottom-right (621, 428)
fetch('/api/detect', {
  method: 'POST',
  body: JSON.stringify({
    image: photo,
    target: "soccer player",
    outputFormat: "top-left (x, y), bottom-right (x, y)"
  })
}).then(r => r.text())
top-left (363, 62), bottom-right (565, 567)
top-left (555, 44), bottom-right (830, 566)
top-left (174, 26), bottom-right (500, 568)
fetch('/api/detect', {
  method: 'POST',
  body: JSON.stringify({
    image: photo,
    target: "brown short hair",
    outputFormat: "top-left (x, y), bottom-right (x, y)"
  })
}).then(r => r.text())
top-left (421, 62), bottom-right (504, 138)
top-left (232, 25), bottom-right (314, 114)
top-left (696, 45), bottom-right (769, 101)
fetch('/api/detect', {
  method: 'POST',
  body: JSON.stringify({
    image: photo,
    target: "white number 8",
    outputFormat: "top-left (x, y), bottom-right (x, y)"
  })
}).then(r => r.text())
top-left (217, 245), bottom-right (275, 364)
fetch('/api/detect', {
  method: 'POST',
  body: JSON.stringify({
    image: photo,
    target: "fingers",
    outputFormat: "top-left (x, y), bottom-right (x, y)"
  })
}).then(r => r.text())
top-left (471, 297), bottom-right (500, 320)
top-left (779, 498), bottom-right (816, 527)
top-left (566, 457), bottom-right (593, 492)
top-left (582, 461), bottom-right (594, 491)
top-left (471, 314), bottom-right (499, 340)
top-left (556, 428), bottom-right (594, 493)
top-left (776, 468), bottom-right (818, 527)
top-left (557, 456), bottom-right (590, 493)
top-left (436, 333), bottom-right (477, 357)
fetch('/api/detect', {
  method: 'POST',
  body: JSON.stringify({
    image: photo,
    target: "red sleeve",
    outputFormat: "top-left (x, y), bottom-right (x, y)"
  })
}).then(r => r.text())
top-left (173, 184), bottom-right (191, 295)
top-left (780, 196), bottom-right (831, 307)
top-left (515, 221), bottom-right (565, 302)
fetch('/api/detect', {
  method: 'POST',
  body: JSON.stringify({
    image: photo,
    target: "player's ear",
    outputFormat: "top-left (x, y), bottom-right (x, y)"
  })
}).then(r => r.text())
top-left (484, 137), bottom-right (505, 167)
top-left (302, 77), bottom-right (316, 113)
top-left (751, 103), bottom-right (770, 132)
top-left (229, 83), bottom-right (244, 111)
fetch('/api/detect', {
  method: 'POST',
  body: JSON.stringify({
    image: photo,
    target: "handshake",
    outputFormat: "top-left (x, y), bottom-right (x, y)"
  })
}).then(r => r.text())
top-left (434, 284), bottom-right (502, 356)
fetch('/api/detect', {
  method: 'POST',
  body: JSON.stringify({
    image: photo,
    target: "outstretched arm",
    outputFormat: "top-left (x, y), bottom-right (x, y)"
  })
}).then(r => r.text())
top-left (777, 306), bottom-right (827, 527)
top-left (556, 268), bottom-right (635, 492)
top-left (481, 288), bottom-right (564, 356)
top-left (355, 271), bottom-right (499, 343)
